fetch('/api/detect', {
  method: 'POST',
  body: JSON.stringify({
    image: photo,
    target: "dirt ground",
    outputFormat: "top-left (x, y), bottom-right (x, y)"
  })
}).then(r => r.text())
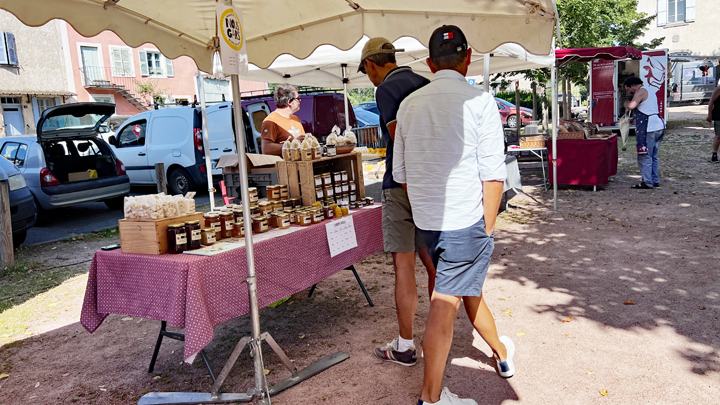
top-left (0, 105), bottom-right (718, 404)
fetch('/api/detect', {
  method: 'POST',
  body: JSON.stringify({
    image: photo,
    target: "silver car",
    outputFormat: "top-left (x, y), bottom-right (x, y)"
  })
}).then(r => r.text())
top-left (0, 103), bottom-right (130, 216)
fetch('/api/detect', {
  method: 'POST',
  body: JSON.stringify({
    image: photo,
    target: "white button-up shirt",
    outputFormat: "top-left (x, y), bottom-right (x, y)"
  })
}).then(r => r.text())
top-left (393, 69), bottom-right (507, 231)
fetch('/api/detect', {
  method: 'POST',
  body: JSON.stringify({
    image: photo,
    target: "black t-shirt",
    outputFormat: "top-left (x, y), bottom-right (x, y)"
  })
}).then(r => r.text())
top-left (376, 67), bottom-right (430, 189)
top-left (713, 95), bottom-right (720, 121)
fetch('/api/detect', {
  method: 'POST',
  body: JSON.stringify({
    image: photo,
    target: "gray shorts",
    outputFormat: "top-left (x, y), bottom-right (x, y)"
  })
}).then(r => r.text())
top-left (714, 121), bottom-right (720, 137)
top-left (381, 187), bottom-right (426, 253)
top-left (419, 218), bottom-right (494, 297)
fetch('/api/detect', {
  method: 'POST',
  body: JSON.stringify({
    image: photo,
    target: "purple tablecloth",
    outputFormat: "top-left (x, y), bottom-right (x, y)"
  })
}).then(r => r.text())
top-left (81, 206), bottom-right (383, 361)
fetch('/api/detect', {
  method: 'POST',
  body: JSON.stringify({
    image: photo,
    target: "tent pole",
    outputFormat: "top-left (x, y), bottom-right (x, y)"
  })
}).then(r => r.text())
top-left (552, 63), bottom-right (558, 213)
top-left (342, 63), bottom-right (350, 130)
top-left (484, 53), bottom-right (490, 93)
top-left (197, 70), bottom-right (216, 210)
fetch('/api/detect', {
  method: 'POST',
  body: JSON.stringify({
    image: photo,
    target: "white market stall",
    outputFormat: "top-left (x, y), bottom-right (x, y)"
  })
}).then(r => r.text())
top-left (0, 1), bottom-right (559, 403)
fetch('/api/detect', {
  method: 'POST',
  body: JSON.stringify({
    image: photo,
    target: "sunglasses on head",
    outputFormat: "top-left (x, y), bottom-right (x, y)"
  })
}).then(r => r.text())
top-left (359, 60), bottom-right (367, 74)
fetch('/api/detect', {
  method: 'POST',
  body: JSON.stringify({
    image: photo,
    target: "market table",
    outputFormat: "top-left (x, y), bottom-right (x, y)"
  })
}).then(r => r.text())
top-left (81, 205), bottom-right (383, 363)
top-left (546, 135), bottom-right (618, 188)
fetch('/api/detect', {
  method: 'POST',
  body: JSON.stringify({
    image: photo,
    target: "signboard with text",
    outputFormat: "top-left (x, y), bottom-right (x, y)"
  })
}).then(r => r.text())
top-left (216, 4), bottom-right (248, 75)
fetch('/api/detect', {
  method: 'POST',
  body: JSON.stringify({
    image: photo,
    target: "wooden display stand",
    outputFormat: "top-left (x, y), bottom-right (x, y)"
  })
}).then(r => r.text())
top-left (275, 151), bottom-right (365, 206)
top-left (119, 213), bottom-right (205, 255)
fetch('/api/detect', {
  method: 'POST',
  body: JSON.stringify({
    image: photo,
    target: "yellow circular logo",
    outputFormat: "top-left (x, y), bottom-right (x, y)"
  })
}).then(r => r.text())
top-left (220, 9), bottom-right (244, 51)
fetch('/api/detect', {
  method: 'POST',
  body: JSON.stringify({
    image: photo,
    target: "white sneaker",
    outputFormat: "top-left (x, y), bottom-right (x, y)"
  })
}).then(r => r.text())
top-left (496, 336), bottom-right (515, 378)
top-left (419, 387), bottom-right (478, 405)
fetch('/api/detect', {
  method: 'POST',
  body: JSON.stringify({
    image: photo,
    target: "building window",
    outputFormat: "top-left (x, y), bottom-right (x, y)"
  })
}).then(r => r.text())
top-left (0, 32), bottom-right (18, 66)
top-left (36, 97), bottom-right (56, 115)
top-left (109, 46), bottom-right (135, 77)
top-left (658, 0), bottom-right (695, 26)
top-left (1, 97), bottom-right (21, 104)
top-left (139, 50), bottom-right (174, 78)
top-left (91, 94), bottom-right (115, 104)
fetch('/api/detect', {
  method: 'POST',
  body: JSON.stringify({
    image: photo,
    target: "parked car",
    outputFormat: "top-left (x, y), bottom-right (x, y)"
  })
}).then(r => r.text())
top-left (0, 103), bottom-right (131, 218)
top-left (353, 106), bottom-right (380, 127)
top-left (0, 155), bottom-right (36, 247)
top-left (495, 97), bottom-right (533, 128)
top-left (110, 92), bottom-right (357, 195)
top-left (354, 101), bottom-right (379, 115)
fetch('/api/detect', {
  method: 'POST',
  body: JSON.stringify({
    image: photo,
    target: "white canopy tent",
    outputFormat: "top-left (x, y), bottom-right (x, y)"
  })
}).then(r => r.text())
top-left (0, 1), bottom-right (559, 403)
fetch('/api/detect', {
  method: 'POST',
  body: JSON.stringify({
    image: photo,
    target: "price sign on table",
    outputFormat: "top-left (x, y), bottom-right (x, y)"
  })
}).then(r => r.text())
top-left (325, 216), bottom-right (358, 257)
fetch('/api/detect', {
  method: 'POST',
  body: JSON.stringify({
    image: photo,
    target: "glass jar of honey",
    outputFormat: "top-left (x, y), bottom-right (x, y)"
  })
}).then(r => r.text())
top-left (281, 199), bottom-right (293, 209)
top-left (323, 205), bottom-right (334, 220)
top-left (314, 174), bottom-right (323, 187)
top-left (248, 187), bottom-right (259, 203)
top-left (332, 172), bottom-right (342, 184)
top-left (341, 181), bottom-right (349, 193)
top-left (296, 210), bottom-right (312, 226)
top-left (277, 213), bottom-right (291, 229)
top-left (349, 181), bottom-right (356, 192)
top-left (289, 198), bottom-right (301, 208)
top-left (258, 201), bottom-right (273, 216)
top-left (323, 185), bottom-right (334, 198)
top-left (340, 170), bottom-right (348, 182)
top-left (284, 208), bottom-right (296, 224)
top-left (184, 220), bottom-right (202, 250)
top-left (252, 216), bottom-right (269, 233)
top-left (315, 186), bottom-right (324, 200)
top-left (311, 207), bottom-right (324, 224)
top-left (350, 192), bottom-right (357, 203)
top-left (249, 203), bottom-right (260, 216)
top-left (279, 184), bottom-right (289, 199)
top-left (233, 219), bottom-right (245, 238)
top-left (219, 212), bottom-right (234, 239)
top-left (321, 172), bottom-right (332, 185)
top-left (334, 183), bottom-right (342, 195)
top-left (201, 227), bottom-right (216, 246)
top-left (204, 213), bottom-right (221, 238)
top-left (271, 200), bottom-right (283, 212)
top-left (167, 223), bottom-right (187, 254)
top-left (266, 185), bottom-right (280, 200)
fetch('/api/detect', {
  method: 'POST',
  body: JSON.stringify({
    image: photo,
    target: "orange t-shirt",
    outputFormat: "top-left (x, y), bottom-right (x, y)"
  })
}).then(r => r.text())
top-left (260, 111), bottom-right (306, 147)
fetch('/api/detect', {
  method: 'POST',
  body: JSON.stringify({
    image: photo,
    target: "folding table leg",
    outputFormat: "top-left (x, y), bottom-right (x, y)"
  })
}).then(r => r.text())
top-left (148, 321), bottom-right (168, 373)
top-left (307, 284), bottom-right (317, 298)
top-left (148, 321), bottom-right (217, 383)
top-left (347, 265), bottom-right (374, 307)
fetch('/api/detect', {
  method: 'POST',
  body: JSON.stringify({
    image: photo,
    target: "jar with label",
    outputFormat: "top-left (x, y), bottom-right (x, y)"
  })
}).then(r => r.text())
top-left (324, 198), bottom-right (336, 207)
top-left (201, 227), bottom-right (216, 246)
top-left (232, 208), bottom-right (244, 223)
top-left (365, 197), bottom-right (374, 206)
top-left (311, 207), bottom-right (324, 224)
top-left (333, 172), bottom-right (343, 184)
top-left (340, 170), bottom-right (348, 182)
top-left (341, 192), bottom-right (350, 205)
top-left (219, 212), bottom-right (234, 238)
top-left (184, 220), bottom-right (202, 250)
top-left (224, 204), bottom-right (237, 211)
top-left (315, 186), bottom-right (324, 200)
top-left (349, 192), bottom-right (357, 203)
top-left (284, 208), bottom-right (296, 224)
top-left (296, 210), bottom-right (312, 226)
top-left (314, 174), bottom-right (323, 187)
top-left (204, 213), bottom-right (221, 239)
top-left (277, 213), bottom-right (291, 229)
top-left (281, 199), bottom-right (293, 209)
top-left (248, 187), bottom-right (259, 203)
top-left (312, 146), bottom-right (323, 160)
top-left (289, 198), bottom-right (301, 208)
top-left (249, 204), bottom-right (260, 216)
top-left (167, 223), bottom-right (187, 254)
top-left (252, 216), bottom-right (269, 233)
top-left (233, 219), bottom-right (245, 238)
top-left (268, 212), bottom-right (279, 228)
top-left (349, 181), bottom-right (356, 192)
top-left (321, 173), bottom-right (332, 185)
top-left (271, 200), bottom-right (283, 212)
top-left (279, 184), bottom-right (289, 199)
top-left (258, 201), bottom-right (273, 216)
top-left (267, 185), bottom-right (281, 200)
top-left (326, 144), bottom-right (337, 157)
top-left (323, 185), bottom-right (334, 199)
top-left (333, 183), bottom-right (342, 195)
top-left (323, 205), bottom-right (334, 220)
top-left (341, 181), bottom-right (349, 193)
top-left (349, 202), bottom-right (358, 210)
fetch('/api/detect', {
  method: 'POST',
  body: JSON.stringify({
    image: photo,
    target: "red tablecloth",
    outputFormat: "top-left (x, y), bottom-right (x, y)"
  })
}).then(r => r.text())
top-left (81, 206), bottom-right (383, 361)
top-left (547, 135), bottom-right (618, 186)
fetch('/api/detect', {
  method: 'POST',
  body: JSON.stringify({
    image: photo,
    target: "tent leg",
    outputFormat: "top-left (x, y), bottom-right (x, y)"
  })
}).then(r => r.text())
top-left (551, 49), bottom-right (559, 213)
top-left (342, 64), bottom-right (350, 131)
top-left (198, 70), bottom-right (216, 211)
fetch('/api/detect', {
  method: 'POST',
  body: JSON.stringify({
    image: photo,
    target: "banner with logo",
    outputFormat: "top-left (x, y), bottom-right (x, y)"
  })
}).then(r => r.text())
top-left (216, 4), bottom-right (248, 75)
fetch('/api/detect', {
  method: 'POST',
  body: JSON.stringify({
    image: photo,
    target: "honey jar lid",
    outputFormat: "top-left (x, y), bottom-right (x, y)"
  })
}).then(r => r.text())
top-left (289, 197), bottom-right (300, 201)
top-left (258, 201), bottom-right (272, 206)
top-left (168, 223), bottom-right (185, 228)
top-left (248, 187), bottom-right (257, 191)
top-left (267, 185), bottom-right (279, 189)
top-left (184, 220), bottom-right (200, 225)
top-left (233, 208), bottom-right (244, 213)
top-left (201, 227), bottom-right (214, 232)
top-left (321, 173), bottom-right (331, 176)
top-left (249, 203), bottom-right (259, 208)
top-left (253, 216), bottom-right (267, 221)
top-left (204, 213), bottom-right (219, 218)
top-left (314, 174), bottom-right (322, 178)
top-left (277, 213), bottom-right (289, 218)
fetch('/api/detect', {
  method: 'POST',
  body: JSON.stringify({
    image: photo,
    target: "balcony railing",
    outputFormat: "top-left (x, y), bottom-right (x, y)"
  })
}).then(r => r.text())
top-left (79, 66), bottom-right (140, 99)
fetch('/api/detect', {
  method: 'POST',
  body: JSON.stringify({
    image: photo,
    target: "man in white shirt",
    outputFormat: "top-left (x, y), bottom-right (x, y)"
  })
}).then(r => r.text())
top-left (393, 25), bottom-right (514, 405)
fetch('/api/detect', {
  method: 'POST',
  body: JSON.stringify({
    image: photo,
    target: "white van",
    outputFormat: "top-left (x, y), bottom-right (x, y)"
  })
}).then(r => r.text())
top-left (109, 102), bottom-right (238, 195)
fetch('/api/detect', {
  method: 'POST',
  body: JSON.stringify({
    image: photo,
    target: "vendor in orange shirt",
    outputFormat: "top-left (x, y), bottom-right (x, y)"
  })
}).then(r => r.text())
top-left (260, 84), bottom-right (306, 156)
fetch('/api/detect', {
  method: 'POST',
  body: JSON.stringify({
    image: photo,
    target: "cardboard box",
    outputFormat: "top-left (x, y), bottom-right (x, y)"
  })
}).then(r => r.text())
top-left (68, 171), bottom-right (91, 182)
top-left (119, 213), bottom-right (204, 255)
top-left (215, 153), bottom-right (282, 175)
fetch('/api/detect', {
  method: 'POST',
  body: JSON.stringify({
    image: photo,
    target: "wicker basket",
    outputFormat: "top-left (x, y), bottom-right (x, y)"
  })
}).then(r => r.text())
top-left (557, 131), bottom-right (585, 140)
top-left (519, 135), bottom-right (547, 148)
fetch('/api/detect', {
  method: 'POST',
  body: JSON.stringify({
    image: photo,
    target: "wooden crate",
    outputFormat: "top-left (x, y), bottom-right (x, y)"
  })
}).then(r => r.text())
top-left (119, 213), bottom-right (204, 255)
top-left (275, 151), bottom-right (365, 206)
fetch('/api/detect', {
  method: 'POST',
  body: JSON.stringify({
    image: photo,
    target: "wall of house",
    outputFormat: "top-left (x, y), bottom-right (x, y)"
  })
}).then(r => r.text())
top-left (0, 11), bottom-right (71, 135)
top-left (637, 0), bottom-right (720, 57)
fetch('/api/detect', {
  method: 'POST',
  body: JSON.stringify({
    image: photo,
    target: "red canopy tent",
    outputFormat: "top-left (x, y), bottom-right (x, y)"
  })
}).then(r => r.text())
top-left (555, 46), bottom-right (643, 67)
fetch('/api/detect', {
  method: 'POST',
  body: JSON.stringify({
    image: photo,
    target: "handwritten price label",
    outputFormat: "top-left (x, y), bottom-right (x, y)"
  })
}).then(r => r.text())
top-left (325, 216), bottom-right (358, 257)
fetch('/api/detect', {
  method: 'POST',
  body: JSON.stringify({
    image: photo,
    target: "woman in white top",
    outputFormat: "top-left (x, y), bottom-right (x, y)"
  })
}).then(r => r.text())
top-left (624, 76), bottom-right (665, 189)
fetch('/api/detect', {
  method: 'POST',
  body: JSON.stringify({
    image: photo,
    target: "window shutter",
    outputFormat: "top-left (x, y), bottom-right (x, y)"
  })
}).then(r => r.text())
top-left (164, 56), bottom-right (174, 77)
top-left (111, 48), bottom-right (123, 76)
top-left (5, 32), bottom-right (18, 65)
top-left (657, 0), bottom-right (667, 26)
top-left (0, 32), bottom-right (8, 65)
top-left (685, 0), bottom-right (695, 22)
top-left (122, 48), bottom-right (134, 76)
top-left (139, 50), bottom-right (149, 76)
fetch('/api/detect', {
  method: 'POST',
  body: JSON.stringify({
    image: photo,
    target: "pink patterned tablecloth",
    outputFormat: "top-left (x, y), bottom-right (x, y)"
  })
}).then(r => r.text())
top-left (81, 205), bottom-right (383, 361)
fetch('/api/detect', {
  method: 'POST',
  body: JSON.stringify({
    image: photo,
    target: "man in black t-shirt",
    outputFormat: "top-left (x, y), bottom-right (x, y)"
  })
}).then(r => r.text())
top-left (358, 37), bottom-right (435, 366)
top-left (707, 83), bottom-right (720, 162)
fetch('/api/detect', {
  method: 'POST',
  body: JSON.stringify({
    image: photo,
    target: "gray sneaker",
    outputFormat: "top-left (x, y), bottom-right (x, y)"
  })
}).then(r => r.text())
top-left (418, 387), bottom-right (478, 405)
top-left (373, 338), bottom-right (416, 366)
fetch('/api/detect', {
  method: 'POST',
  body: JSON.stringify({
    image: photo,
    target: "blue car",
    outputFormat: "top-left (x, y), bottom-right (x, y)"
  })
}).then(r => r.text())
top-left (0, 155), bottom-right (36, 247)
top-left (353, 107), bottom-right (380, 127)
top-left (355, 102), bottom-right (379, 116)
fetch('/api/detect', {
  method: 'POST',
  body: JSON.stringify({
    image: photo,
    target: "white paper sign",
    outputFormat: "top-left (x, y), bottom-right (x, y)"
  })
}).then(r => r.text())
top-left (325, 216), bottom-right (358, 257)
top-left (216, 4), bottom-right (248, 75)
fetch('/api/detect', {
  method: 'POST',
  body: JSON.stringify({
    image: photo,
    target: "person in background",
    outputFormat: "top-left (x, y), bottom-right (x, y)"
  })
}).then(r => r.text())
top-left (393, 25), bottom-right (513, 405)
top-left (260, 83), bottom-right (305, 156)
top-left (358, 37), bottom-right (437, 367)
top-left (707, 82), bottom-right (720, 163)
top-left (624, 76), bottom-right (665, 189)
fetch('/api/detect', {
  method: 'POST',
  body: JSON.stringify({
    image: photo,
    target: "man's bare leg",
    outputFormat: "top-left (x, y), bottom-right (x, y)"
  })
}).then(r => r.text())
top-left (419, 291), bottom-right (462, 403)
top-left (418, 247), bottom-right (437, 298)
top-left (463, 294), bottom-right (507, 362)
top-left (712, 135), bottom-right (720, 154)
top-left (393, 251), bottom-right (418, 340)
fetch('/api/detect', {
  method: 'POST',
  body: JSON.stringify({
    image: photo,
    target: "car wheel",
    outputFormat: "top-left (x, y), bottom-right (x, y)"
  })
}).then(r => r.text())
top-left (32, 196), bottom-right (48, 226)
top-left (169, 168), bottom-right (195, 195)
top-left (13, 231), bottom-right (27, 249)
top-left (104, 196), bottom-right (126, 210)
top-left (507, 116), bottom-right (517, 128)
top-left (692, 99), bottom-right (704, 105)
